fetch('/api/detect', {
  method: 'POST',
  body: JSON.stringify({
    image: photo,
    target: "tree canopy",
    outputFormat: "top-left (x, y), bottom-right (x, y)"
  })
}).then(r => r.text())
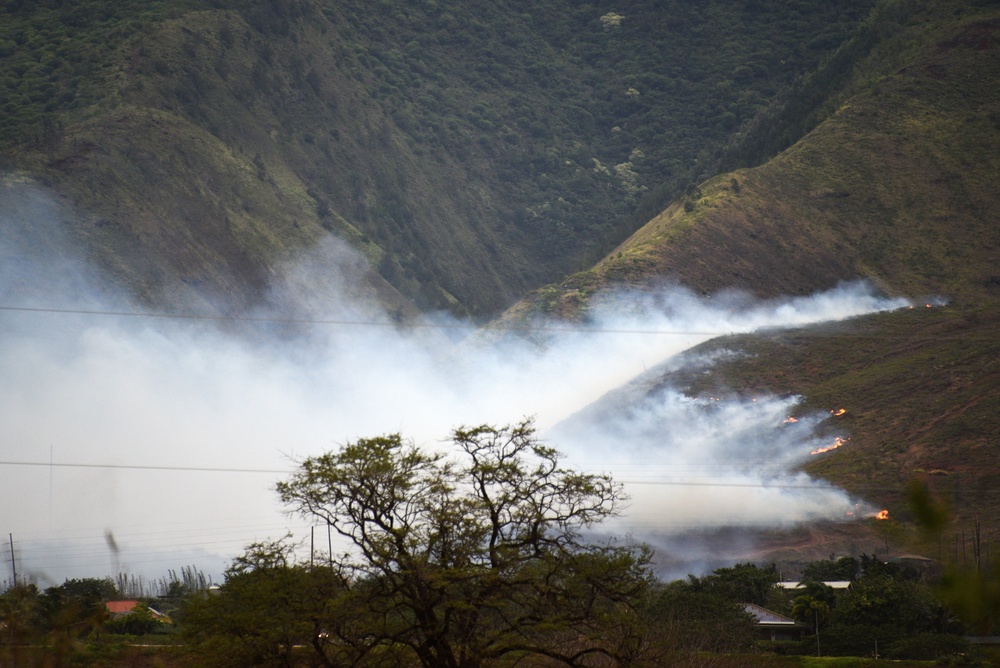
top-left (275, 419), bottom-right (653, 668)
top-left (181, 536), bottom-right (344, 668)
top-left (800, 556), bottom-right (858, 583)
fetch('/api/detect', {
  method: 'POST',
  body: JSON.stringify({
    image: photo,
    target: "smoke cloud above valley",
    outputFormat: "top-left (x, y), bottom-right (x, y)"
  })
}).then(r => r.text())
top-left (1, 180), bottom-right (910, 586)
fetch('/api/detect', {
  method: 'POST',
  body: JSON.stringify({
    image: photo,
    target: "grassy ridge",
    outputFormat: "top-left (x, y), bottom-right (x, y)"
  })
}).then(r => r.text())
top-left (673, 305), bottom-right (1000, 531)
top-left (498, 0), bottom-right (1000, 557)
top-left (510, 0), bottom-right (1000, 318)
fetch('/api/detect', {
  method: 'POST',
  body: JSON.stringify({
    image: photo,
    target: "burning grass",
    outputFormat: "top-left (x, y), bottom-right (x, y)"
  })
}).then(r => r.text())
top-left (669, 302), bottom-right (1000, 544)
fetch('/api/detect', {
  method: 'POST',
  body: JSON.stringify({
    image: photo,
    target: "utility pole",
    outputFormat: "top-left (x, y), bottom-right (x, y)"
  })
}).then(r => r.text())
top-left (974, 521), bottom-right (982, 572)
top-left (815, 608), bottom-right (821, 657)
top-left (8, 533), bottom-right (15, 586)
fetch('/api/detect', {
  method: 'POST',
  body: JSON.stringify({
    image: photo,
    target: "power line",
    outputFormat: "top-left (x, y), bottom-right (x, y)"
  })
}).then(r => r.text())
top-left (0, 459), bottom-right (287, 474)
top-left (621, 479), bottom-right (846, 490)
top-left (0, 457), bottom-right (896, 493)
top-left (0, 304), bottom-right (731, 336)
top-left (2, 302), bottom-right (987, 341)
top-left (0, 304), bottom-right (415, 328)
top-left (12, 522), bottom-right (303, 546)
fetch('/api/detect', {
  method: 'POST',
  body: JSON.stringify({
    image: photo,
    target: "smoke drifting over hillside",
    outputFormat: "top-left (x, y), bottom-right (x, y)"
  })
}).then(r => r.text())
top-left (1, 180), bottom-right (909, 585)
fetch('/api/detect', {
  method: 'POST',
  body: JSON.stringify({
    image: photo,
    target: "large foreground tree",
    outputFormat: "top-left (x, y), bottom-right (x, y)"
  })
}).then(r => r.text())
top-left (277, 419), bottom-right (653, 668)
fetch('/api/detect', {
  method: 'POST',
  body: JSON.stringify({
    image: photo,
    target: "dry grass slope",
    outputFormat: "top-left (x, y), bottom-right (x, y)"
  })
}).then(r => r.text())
top-left (522, 6), bottom-right (1000, 311)
top-left (503, 3), bottom-right (1000, 560)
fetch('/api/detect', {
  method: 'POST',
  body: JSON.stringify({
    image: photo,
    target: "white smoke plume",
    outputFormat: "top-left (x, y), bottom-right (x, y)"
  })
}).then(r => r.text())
top-left (0, 179), bottom-right (909, 585)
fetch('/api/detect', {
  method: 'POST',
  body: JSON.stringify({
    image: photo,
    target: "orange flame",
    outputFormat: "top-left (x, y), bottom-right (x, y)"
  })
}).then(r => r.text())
top-left (831, 408), bottom-right (846, 416)
top-left (876, 509), bottom-right (889, 521)
top-left (784, 416), bottom-right (799, 424)
top-left (811, 437), bottom-right (849, 455)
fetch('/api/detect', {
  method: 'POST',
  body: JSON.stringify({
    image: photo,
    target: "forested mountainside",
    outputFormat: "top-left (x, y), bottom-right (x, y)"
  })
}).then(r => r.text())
top-left (508, 0), bottom-right (1000, 318)
top-left (500, 0), bottom-right (1000, 556)
top-left (1, 0), bottom-right (998, 580)
top-left (0, 0), bottom-right (874, 316)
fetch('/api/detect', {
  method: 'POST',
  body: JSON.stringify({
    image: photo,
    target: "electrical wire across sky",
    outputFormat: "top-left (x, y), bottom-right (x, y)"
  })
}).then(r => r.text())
top-left (3, 456), bottom-right (958, 496)
top-left (0, 280), bottom-right (917, 583)
top-left (0, 303), bottom-right (735, 335)
top-left (0, 302), bottom-right (959, 338)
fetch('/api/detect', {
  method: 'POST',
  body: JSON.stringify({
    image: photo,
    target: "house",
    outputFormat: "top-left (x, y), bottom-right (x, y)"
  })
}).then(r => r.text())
top-left (777, 580), bottom-right (852, 591)
top-left (105, 600), bottom-right (139, 616)
top-left (105, 600), bottom-right (172, 624)
top-left (890, 554), bottom-right (941, 579)
top-left (743, 603), bottom-right (809, 642)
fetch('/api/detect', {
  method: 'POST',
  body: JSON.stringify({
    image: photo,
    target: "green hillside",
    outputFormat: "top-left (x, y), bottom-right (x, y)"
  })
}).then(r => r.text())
top-left (509, 1), bottom-right (1000, 318)
top-left (2, 0), bottom-right (999, 561)
top-left (662, 305), bottom-right (1000, 558)
top-left (502, 0), bottom-right (1000, 558)
top-left (1, 0), bottom-right (874, 315)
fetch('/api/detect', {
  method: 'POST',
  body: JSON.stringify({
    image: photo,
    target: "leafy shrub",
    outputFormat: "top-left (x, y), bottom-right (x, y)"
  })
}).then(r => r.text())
top-left (762, 623), bottom-right (896, 657)
top-left (885, 633), bottom-right (972, 661)
top-left (104, 603), bottom-right (161, 636)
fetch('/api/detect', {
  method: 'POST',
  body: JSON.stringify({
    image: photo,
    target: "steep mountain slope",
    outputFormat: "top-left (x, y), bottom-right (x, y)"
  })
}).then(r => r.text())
top-left (505, 0), bottom-right (1000, 558)
top-left (0, 0), bottom-right (873, 315)
top-left (667, 305), bottom-right (1000, 560)
top-left (1, 0), bottom-right (997, 576)
top-left (509, 2), bottom-right (1000, 318)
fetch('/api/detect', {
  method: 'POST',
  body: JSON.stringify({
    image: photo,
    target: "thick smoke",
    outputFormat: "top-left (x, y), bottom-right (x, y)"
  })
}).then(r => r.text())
top-left (0, 179), bottom-right (909, 585)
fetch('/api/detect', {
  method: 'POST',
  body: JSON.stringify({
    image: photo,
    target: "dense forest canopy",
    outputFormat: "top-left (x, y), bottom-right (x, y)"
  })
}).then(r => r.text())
top-left (0, 0), bottom-right (875, 314)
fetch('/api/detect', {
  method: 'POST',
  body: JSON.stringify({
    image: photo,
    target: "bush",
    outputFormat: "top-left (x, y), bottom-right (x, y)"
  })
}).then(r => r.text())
top-left (104, 604), bottom-right (161, 636)
top-left (785, 624), bottom-right (907, 657)
top-left (886, 633), bottom-right (973, 661)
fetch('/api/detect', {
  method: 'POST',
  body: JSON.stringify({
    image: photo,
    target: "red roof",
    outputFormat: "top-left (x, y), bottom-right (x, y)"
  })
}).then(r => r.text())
top-left (105, 600), bottom-right (138, 614)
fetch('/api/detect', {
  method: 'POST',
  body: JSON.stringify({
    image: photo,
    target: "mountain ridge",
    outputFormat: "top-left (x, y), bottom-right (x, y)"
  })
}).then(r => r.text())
top-left (2, 0), bottom-right (998, 563)
top-left (493, 0), bottom-right (1000, 561)
top-left (1, 0), bottom-right (876, 316)
top-left (505, 4), bottom-right (1000, 322)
